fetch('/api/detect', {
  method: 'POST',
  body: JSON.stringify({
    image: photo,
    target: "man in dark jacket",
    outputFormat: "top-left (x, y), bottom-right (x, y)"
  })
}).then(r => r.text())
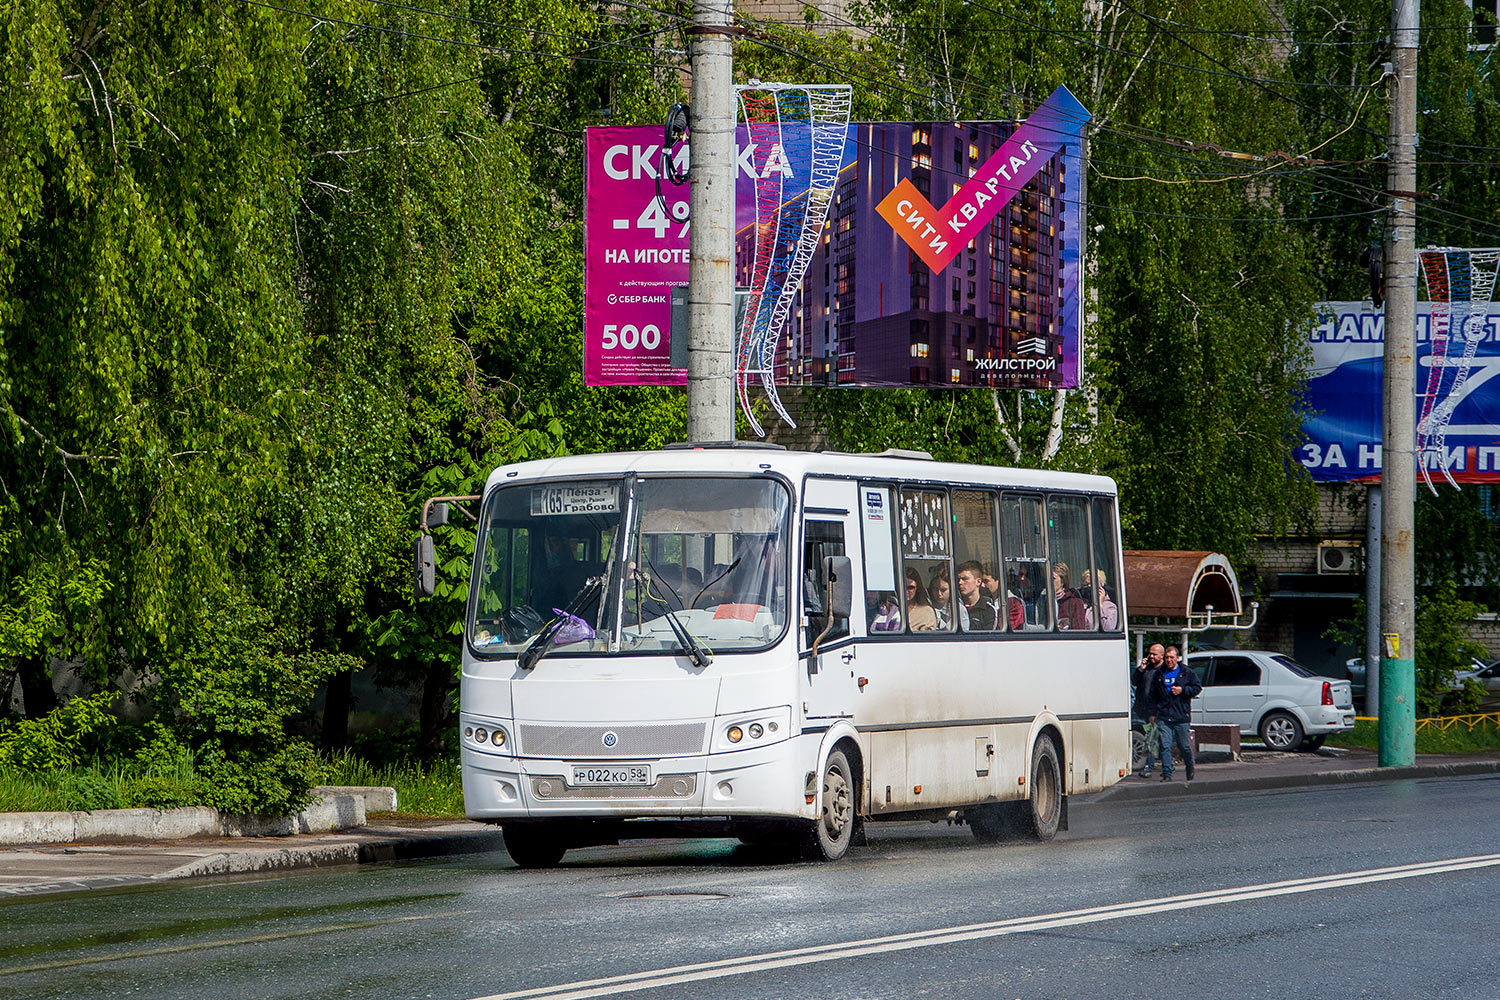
top-left (1150, 646), bottom-right (1202, 781)
top-left (1131, 643), bottom-right (1164, 777)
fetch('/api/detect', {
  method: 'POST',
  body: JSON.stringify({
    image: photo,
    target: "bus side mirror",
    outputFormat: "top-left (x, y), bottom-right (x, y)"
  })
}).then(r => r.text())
top-left (825, 555), bottom-right (852, 619)
top-left (415, 534), bottom-right (436, 598)
top-left (425, 502), bottom-right (450, 528)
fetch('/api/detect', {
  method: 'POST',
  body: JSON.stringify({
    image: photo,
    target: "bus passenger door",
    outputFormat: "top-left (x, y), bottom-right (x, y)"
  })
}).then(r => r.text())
top-left (801, 479), bottom-right (862, 724)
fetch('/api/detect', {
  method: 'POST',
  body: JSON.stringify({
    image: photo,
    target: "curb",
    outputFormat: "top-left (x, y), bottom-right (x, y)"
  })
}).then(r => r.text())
top-left (153, 828), bottom-right (509, 883)
top-left (0, 787), bottom-right (396, 846)
top-left (1087, 759), bottom-right (1500, 802)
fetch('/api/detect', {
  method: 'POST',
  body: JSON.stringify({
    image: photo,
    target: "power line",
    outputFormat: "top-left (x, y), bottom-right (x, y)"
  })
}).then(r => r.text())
top-left (347, 0), bottom-right (683, 55)
top-left (242, 0), bottom-right (687, 69)
top-left (953, 0), bottom-right (1378, 91)
top-left (1105, 0), bottom-right (1386, 141)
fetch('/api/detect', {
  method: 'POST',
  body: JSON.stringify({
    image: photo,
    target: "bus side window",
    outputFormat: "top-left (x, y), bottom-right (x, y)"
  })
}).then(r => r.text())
top-left (952, 489), bottom-right (998, 632)
top-left (1089, 497), bottom-right (1123, 631)
top-left (1000, 494), bottom-right (1050, 630)
top-left (898, 489), bottom-right (951, 633)
top-left (859, 485), bottom-right (902, 635)
top-left (1047, 495), bottom-right (1093, 631)
top-left (803, 520), bottom-right (850, 647)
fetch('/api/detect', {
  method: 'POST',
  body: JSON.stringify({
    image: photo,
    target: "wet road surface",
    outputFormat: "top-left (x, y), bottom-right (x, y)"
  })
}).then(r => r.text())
top-left (3, 774), bottom-right (1498, 999)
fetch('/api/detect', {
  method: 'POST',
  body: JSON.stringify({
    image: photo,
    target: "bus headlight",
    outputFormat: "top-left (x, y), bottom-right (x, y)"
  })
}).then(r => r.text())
top-left (462, 719), bottom-right (512, 754)
top-left (712, 707), bottom-right (792, 752)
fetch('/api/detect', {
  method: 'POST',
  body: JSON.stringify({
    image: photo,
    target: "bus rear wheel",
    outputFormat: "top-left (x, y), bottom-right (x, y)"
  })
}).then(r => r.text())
top-left (502, 822), bottom-right (568, 868)
top-left (805, 748), bottom-right (856, 861)
top-left (1025, 735), bottom-right (1062, 842)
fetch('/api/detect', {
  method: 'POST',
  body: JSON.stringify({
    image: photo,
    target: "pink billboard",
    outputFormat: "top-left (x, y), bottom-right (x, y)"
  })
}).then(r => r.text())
top-left (584, 86), bottom-right (1090, 391)
top-left (582, 134), bottom-right (691, 385)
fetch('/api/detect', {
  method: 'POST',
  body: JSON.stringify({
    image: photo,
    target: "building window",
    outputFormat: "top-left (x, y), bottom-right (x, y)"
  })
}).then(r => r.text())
top-left (1469, 0), bottom-right (1497, 45)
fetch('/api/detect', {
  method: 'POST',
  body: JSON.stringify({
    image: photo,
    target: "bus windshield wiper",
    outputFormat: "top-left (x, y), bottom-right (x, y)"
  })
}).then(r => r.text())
top-left (518, 577), bottom-right (601, 672)
top-left (691, 556), bottom-right (741, 609)
top-left (637, 566), bottom-right (712, 668)
top-left (653, 597), bottom-right (713, 668)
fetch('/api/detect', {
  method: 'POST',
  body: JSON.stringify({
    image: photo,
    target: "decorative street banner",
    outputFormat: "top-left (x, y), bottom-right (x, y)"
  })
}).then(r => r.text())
top-left (583, 85), bottom-right (1090, 393)
top-left (1302, 302), bottom-right (1500, 483)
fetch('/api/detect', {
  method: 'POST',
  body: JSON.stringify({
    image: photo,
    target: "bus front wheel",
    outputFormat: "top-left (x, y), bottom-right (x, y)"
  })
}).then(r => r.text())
top-left (502, 822), bottom-right (567, 868)
top-left (805, 748), bottom-right (856, 861)
top-left (1025, 735), bottom-right (1062, 842)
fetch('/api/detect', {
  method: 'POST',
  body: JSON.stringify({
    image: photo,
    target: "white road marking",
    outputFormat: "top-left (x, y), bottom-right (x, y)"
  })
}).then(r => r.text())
top-left (472, 853), bottom-right (1500, 1000)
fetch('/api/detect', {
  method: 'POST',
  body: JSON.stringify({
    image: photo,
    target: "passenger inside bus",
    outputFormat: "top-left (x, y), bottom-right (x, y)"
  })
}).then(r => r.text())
top-left (927, 569), bottom-right (953, 630)
top-left (1007, 564), bottom-right (1048, 629)
top-left (1079, 569), bottom-right (1119, 630)
top-left (870, 592), bottom-right (902, 631)
top-left (1053, 561), bottom-right (1092, 631)
top-left (956, 561), bottom-right (997, 631)
top-left (904, 568), bottom-right (938, 631)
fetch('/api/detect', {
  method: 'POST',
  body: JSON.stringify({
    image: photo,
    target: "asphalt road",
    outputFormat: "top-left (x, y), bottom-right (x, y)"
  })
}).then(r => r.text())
top-left (4, 775), bottom-right (1499, 1000)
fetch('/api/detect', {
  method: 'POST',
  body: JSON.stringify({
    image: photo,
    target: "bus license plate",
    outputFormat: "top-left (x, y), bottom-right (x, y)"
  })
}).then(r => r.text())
top-left (572, 765), bottom-right (652, 786)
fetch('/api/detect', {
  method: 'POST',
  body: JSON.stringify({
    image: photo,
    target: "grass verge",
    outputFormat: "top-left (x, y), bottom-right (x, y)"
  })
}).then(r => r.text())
top-left (1327, 715), bottom-right (1500, 753)
top-left (0, 754), bottom-right (465, 817)
top-left (320, 752), bottom-right (465, 818)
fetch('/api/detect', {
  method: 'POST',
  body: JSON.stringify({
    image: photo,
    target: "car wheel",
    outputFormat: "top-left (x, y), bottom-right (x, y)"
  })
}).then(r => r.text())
top-left (804, 748), bottom-right (856, 861)
top-left (1025, 735), bottom-right (1063, 841)
top-left (502, 822), bottom-right (568, 868)
top-left (1259, 711), bottom-right (1304, 752)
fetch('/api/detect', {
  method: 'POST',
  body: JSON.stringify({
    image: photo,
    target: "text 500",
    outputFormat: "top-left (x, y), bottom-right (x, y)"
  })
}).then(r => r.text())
top-left (601, 324), bottom-right (662, 351)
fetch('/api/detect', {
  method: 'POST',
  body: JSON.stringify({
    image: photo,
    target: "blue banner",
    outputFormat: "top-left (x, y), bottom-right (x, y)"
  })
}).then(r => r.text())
top-left (1302, 302), bottom-right (1500, 483)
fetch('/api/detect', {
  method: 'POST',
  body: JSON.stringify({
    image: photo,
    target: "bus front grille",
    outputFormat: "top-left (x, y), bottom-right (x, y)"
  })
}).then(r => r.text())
top-left (532, 774), bottom-right (698, 799)
top-left (518, 722), bottom-right (708, 758)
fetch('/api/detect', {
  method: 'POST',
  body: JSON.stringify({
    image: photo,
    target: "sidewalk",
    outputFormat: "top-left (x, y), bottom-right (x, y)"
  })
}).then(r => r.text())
top-left (3, 749), bottom-right (1498, 898)
top-left (1085, 744), bottom-right (1500, 801)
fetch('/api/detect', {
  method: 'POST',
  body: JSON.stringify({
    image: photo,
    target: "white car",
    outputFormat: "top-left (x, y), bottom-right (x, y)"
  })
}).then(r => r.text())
top-left (1184, 650), bottom-right (1356, 751)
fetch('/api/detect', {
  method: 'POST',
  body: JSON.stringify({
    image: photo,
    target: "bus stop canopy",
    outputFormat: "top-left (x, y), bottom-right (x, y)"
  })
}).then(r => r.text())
top-left (1123, 550), bottom-right (1244, 627)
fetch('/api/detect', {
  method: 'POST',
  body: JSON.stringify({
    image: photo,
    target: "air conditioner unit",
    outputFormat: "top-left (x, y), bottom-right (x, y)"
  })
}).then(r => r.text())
top-left (1317, 542), bottom-right (1363, 575)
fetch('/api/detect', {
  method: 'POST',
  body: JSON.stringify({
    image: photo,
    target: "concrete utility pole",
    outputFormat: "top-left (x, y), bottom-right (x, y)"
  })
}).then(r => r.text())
top-left (1365, 485), bottom-right (1382, 716)
top-left (1379, 0), bottom-right (1419, 766)
top-left (685, 0), bottom-right (737, 442)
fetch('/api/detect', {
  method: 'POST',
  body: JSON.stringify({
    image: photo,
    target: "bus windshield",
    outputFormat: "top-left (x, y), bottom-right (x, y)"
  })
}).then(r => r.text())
top-left (469, 476), bottom-right (790, 657)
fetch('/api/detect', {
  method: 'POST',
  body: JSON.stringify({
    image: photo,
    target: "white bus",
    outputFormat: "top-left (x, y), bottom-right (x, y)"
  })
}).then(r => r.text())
top-left (424, 445), bottom-right (1129, 866)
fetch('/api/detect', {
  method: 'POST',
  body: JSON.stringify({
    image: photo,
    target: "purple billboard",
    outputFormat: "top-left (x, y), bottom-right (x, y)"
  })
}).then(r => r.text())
top-left (584, 86), bottom-right (1090, 390)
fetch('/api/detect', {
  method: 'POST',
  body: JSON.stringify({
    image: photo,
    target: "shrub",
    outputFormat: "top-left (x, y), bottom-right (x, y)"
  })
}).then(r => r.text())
top-left (1415, 581), bottom-right (1488, 717)
top-left (0, 692), bottom-right (116, 770)
top-left (151, 593), bottom-right (355, 816)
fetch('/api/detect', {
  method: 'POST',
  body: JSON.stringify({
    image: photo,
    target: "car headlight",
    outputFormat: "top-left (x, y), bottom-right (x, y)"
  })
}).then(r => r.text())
top-left (712, 707), bottom-right (792, 752)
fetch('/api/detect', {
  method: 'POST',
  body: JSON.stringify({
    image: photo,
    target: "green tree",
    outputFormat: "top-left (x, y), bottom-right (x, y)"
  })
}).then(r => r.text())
top-left (1414, 580), bottom-right (1488, 715)
top-left (742, 0), bottom-right (1322, 559)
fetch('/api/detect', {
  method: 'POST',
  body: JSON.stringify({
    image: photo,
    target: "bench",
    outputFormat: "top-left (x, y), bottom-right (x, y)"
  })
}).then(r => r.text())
top-left (1190, 724), bottom-right (1242, 761)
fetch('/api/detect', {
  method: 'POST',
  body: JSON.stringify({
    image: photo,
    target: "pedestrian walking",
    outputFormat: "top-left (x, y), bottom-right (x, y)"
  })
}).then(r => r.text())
top-left (1151, 646), bottom-right (1202, 781)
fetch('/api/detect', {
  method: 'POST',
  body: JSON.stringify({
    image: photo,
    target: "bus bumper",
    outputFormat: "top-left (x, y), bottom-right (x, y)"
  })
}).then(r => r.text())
top-left (462, 740), bottom-right (810, 821)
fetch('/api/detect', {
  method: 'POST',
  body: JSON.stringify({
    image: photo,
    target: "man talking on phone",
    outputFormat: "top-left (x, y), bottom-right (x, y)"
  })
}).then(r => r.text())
top-left (1151, 646), bottom-right (1203, 781)
top-left (1132, 644), bottom-right (1165, 777)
